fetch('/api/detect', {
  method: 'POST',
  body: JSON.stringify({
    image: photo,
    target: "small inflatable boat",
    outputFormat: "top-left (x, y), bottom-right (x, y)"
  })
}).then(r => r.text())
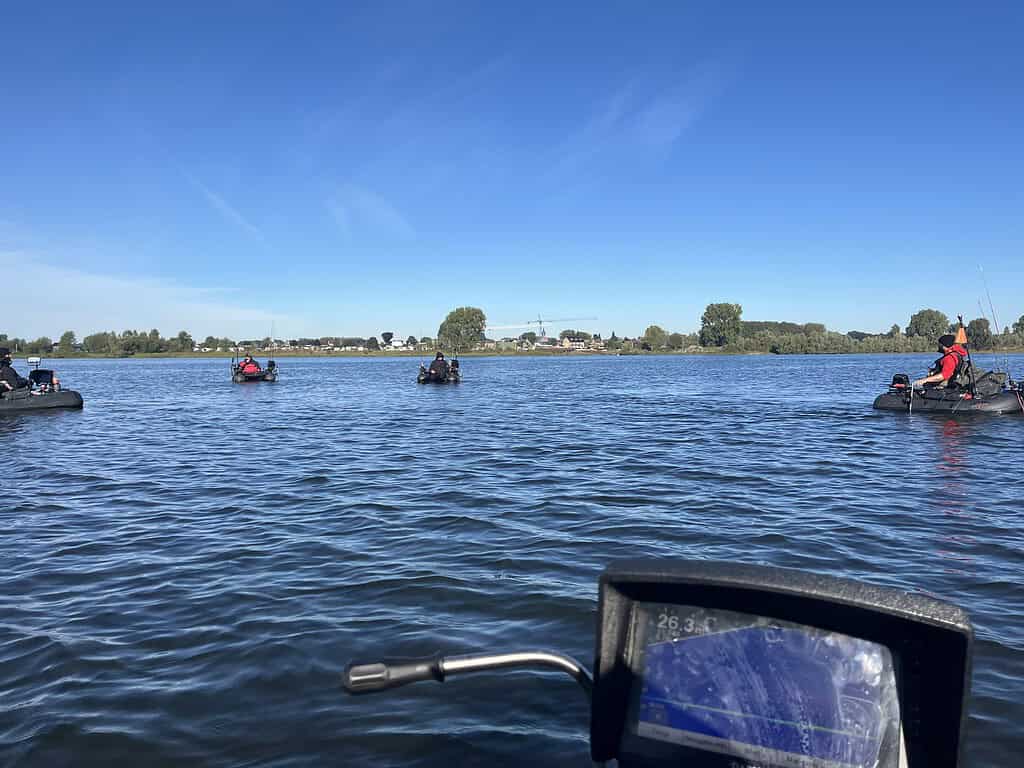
top-left (0, 358), bottom-right (84, 414)
top-left (874, 373), bottom-right (1024, 415)
top-left (0, 387), bottom-right (83, 413)
top-left (232, 359), bottom-right (277, 383)
top-left (417, 361), bottom-right (461, 384)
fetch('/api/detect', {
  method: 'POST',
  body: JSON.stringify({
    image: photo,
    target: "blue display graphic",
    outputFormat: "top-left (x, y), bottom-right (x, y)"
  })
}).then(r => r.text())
top-left (631, 604), bottom-right (900, 768)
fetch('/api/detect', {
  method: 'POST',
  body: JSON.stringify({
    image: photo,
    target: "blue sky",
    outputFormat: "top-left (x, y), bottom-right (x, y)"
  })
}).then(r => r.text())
top-left (2, 1), bottom-right (1022, 340)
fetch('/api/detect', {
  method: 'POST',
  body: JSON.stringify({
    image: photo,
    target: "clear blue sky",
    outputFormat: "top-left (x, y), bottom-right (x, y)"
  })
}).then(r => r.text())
top-left (2, 1), bottom-right (1022, 340)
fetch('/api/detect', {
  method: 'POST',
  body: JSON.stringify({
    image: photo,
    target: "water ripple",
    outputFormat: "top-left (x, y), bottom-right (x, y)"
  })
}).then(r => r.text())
top-left (2, 354), bottom-right (1022, 766)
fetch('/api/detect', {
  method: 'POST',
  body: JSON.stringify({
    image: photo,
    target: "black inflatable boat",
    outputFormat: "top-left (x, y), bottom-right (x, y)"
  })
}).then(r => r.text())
top-left (874, 373), bottom-right (1024, 415)
top-left (0, 358), bottom-right (84, 414)
top-left (0, 387), bottom-right (84, 413)
top-left (417, 361), bottom-right (461, 384)
top-left (232, 359), bottom-right (277, 383)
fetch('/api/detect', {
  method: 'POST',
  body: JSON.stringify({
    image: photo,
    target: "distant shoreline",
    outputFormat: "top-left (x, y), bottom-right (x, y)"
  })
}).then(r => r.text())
top-left (22, 347), bottom-right (1024, 360)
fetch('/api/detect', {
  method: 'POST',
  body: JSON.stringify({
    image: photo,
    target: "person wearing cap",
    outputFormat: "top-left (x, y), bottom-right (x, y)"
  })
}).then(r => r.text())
top-left (912, 334), bottom-right (969, 389)
top-left (427, 351), bottom-right (449, 379)
top-left (0, 349), bottom-right (26, 392)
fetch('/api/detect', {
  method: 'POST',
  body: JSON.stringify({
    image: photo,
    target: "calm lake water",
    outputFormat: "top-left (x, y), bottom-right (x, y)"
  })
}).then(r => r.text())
top-left (2, 354), bottom-right (1022, 767)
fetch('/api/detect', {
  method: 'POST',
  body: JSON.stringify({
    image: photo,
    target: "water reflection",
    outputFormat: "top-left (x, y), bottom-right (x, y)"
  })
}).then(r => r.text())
top-left (933, 419), bottom-right (973, 574)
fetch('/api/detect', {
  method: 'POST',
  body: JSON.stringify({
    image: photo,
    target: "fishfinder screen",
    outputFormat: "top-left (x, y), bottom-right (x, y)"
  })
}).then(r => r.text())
top-left (628, 603), bottom-right (903, 768)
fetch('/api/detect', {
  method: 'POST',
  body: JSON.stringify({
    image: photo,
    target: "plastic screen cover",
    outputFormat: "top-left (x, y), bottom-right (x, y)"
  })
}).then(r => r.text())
top-left (628, 603), bottom-right (904, 768)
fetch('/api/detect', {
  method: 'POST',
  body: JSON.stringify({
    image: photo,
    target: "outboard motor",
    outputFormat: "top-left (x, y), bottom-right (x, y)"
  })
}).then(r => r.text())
top-left (889, 373), bottom-right (910, 392)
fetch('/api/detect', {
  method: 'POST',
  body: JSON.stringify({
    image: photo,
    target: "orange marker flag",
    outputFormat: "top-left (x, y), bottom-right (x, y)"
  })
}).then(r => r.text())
top-left (955, 320), bottom-right (968, 346)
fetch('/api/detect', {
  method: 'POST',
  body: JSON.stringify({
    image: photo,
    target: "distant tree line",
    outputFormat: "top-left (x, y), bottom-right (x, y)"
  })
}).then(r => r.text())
top-left (0, 329), bottom-right (197, 356)
top-left (5, 306), bottom-right (1024, 358)
top-left (685, 305), bottom-right (1024, 354)
top-left (602, 305), bottom-right (1024, 355)
top-left (0, 329), bottom-right (437, 356)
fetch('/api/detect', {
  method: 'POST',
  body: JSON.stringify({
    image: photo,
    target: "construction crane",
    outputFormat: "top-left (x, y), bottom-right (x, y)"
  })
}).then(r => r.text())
top-left (486, 315), bottom-right (597, 338)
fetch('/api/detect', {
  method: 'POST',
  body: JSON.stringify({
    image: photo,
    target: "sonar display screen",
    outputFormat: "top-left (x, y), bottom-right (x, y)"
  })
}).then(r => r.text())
top-left (629, 603), bottom-right (903, 768)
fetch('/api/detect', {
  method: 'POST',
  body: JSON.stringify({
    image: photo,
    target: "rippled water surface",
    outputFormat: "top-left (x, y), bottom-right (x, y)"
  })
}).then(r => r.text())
top-left (2, 355), bottom-right (1022, 767)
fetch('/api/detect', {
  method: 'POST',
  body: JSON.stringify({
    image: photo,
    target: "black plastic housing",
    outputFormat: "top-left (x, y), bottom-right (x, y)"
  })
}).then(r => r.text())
top-left (590, 560), bottom-right (973, 768)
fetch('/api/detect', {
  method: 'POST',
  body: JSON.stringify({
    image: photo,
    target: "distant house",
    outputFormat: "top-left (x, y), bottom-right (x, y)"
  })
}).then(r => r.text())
top-left (561, 336), bottom-right (588, 351)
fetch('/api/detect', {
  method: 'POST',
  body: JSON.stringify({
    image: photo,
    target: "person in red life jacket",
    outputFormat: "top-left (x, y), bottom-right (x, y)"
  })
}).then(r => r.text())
top-left (912, 334), bottom-right (968, 389)
top-left (239, 354), bottom-right (262, 376)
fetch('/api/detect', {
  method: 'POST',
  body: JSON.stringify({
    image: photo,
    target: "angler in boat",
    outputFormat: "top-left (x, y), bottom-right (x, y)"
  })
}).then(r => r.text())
top-left (344, 559), bottom-right (973, 767)
top-left (911, 333), bottom-right (968, 390)
top-left (0, 349), bottom-right (25, 392)
top-left (874, 326), bottom-right (1023, 415)
top-left (418, 352), bottom-right (460, 384)
top-left (0, 350), bottom-right (84, 412)
top-left (232, 353), bottom-right (277, 383)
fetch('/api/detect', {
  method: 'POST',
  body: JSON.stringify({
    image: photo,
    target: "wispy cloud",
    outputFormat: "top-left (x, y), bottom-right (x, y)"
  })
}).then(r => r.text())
top-left (326, 183), bottom-right (414, 241)
top-left (551, 52), bottom-right (740, 176)
top-left (3, 254), bottom-right (296, 338)
top-left (182, 171), bottom-right (267, 244)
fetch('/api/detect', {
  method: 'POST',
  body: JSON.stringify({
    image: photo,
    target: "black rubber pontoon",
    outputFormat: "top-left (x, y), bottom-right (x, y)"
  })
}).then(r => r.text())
top-left (874, 373), bottom-right (1024, 415)
top-left (0, 387), bottom-right (83, 413)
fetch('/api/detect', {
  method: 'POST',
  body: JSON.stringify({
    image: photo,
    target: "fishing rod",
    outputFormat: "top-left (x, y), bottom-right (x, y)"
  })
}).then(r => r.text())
top-left (975, 297), bottom-right (1003, 378)
top-left (978, 265), bottom-right (1011, 376)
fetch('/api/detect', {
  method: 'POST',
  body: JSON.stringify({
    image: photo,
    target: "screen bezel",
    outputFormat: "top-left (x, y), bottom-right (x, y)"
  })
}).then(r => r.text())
top-left (590, 560), bottom-right (972, 768)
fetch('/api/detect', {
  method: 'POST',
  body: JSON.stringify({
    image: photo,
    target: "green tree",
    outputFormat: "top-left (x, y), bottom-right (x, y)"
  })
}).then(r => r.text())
top-left (419, 336), bottom-right (433, 345)
top-left (559, 329), bottom-right (591, 340)
top-left (966, 317), bottom-right (992, 349)
top-left (437, 306), bottom-right (487, 352)
top-left (1013, 315), bottom-right (1024, 335)
top-left (667, 332), bottom-right (685, 350)
top-left (105, 331), bottom-right (122, 355)
top-left (58, 330), bottom-right (76, 356)
top-left (172, 331), bottom-right (194, 353)
top-left (381, 332), bottom-right (394, 347)
top-left (366, 336), bottom-right (380, 351)
top-left (906, 309), bottom-right (949, 339)
top-left (520, 331), bottom-right (537, 344)
top-left (642, 325), bottom-right (667, 349)
top-left (26, 336), bottom-right (53, 354)
top-left (82, 332), bottom-right (107, 353)
top-left (406, 335), bottom-right (417, 347)
top-left (888, 324), bottom-right (901, 338)
top-left (700, 303), bottom-right (743, 347)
